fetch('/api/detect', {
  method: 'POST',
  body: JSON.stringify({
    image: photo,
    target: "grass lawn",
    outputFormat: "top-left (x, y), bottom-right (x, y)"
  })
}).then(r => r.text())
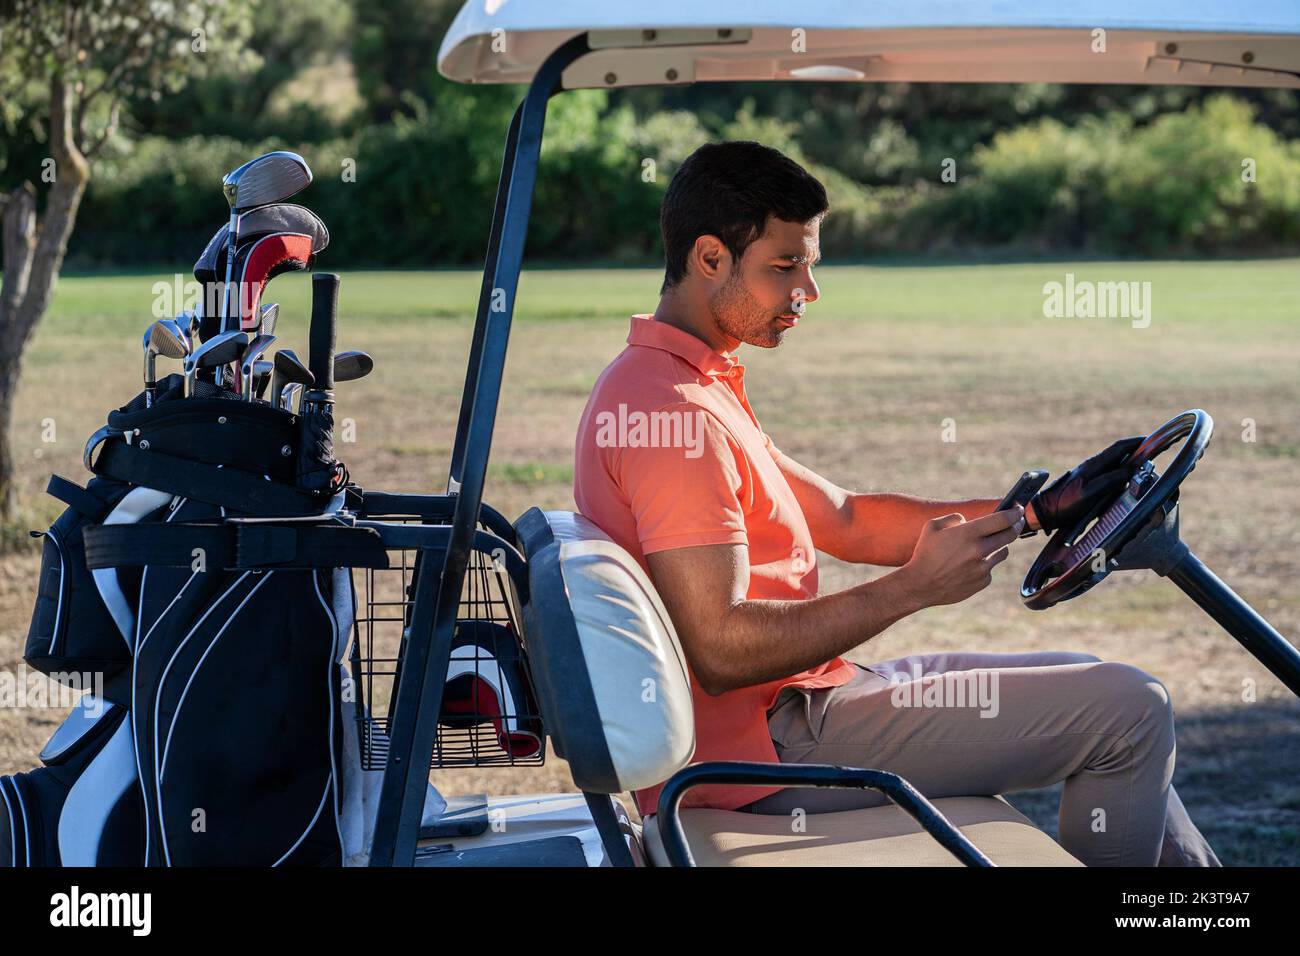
top-left (2, 260), bottom-right (1298, 864)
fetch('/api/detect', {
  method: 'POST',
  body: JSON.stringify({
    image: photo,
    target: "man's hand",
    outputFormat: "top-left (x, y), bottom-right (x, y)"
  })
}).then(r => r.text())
top-left (1031, 436), bottom-right (1144, 534)
top-left (895, 508), bottom-right (1024, 608)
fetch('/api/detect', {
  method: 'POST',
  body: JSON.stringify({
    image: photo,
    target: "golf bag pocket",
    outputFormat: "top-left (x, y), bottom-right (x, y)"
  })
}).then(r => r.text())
top-left (131, 565), bottom-right (348, 866)
top-left (25, 475), bottom-right (138, 681)
top-left (0, 695), bottom-right (139, 867)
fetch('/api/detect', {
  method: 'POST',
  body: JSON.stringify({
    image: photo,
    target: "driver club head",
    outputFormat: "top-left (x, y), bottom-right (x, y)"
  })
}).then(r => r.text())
top-left (333, 350), bottom-right (374, 384)
top-left (219, 151), bottom-right (312, 335)
top-left (184, 330), bottom-right (246, 397)
top-left (222, 151), bottom-right (313, 213)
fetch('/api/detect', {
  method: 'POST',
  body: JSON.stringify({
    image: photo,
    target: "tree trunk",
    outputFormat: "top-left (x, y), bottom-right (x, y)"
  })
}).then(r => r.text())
top-left (0, 74), bottom-right (90, 522)
top-left (0, 183), bottom-right (37, 520)
top-left (0, 356), bottom-right (20, 523)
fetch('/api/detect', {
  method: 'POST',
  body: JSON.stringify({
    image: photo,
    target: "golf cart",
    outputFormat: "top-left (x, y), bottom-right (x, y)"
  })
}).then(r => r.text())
top-left (354, 2), bottom-right (1300, 867)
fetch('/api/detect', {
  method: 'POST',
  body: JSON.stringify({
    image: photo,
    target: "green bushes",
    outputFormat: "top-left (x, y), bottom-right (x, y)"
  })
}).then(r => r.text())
top-left (65, 93), bottom-right (1300, 268)
top-left (915, 96), bottom-right (1300, 254)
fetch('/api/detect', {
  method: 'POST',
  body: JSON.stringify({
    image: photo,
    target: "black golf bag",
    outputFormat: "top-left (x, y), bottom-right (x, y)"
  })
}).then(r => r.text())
top-left (1, 377), bottom-right (436, 867)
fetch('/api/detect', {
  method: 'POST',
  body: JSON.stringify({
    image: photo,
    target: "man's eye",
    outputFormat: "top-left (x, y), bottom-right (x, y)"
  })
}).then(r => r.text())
top-left (776, 265), bottom-right (795, 273)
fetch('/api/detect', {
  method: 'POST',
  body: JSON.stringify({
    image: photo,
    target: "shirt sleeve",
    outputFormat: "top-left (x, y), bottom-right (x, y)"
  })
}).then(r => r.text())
top-left (613, 402), bottom-right (753, 555)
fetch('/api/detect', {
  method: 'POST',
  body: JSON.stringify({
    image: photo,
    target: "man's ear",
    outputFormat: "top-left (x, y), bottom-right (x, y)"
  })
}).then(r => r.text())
top-left (692, 234), bottom-right (729, 282)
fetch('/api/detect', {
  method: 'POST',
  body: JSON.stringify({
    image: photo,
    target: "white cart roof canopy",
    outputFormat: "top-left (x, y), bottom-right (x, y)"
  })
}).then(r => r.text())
top-left (438, 1), bottom-right (1300, 90)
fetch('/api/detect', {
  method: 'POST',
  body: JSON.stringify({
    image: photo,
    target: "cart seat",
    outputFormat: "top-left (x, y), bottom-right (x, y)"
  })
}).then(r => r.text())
top-left (641, 795), bottom-right (1081, 866)
top-left (513, 508), bottom-right (1081, 867)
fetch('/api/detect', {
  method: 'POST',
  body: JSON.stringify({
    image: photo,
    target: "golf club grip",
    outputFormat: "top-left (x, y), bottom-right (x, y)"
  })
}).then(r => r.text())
top-left (309, 273), bottom-right (339, 391)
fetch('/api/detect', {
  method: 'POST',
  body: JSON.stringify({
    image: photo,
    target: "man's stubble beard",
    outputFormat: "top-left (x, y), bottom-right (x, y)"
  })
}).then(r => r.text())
top-left (708, 266), bottom-right (785, 349)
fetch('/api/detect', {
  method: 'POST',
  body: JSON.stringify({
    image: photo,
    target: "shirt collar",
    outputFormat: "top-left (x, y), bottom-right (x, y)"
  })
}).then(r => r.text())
top-left (627, 314), bottom-right (740, 376)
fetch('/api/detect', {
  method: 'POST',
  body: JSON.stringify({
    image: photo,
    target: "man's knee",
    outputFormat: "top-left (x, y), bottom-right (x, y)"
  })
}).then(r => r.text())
top-left (1085, 661), bottom-right (1174, 728)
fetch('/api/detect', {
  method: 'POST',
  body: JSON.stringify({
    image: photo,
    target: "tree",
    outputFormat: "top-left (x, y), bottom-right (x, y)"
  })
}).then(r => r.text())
top-left (0, 0), bottom-right (253, 519)
top-left (352, 0), bottom-right (461, 122)
top-left (123, 0), bottom-right (356, 141)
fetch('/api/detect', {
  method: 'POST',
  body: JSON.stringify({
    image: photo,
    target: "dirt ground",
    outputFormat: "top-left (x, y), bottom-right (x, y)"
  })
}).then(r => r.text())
top-left (2, 262), bottom-right (1296, 864)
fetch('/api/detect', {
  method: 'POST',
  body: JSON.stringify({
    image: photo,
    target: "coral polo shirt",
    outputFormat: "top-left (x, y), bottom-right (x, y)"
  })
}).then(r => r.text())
top-left (573, 314), bottom-right (855, 815)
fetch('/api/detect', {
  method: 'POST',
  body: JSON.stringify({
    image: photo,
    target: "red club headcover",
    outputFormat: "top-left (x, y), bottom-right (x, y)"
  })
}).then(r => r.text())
top-left (234, 232), bottom-right (315, 330)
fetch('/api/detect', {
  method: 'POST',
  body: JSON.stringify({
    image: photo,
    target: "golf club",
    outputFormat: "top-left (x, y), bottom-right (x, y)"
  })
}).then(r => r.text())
top-left (281, 383), bottom-right (304, 412)
top-left (162, 316), bottom-right (193, 352)
top-left (252, 360), bottom-right (274, 401)
top-left (239, 333), bottom-right (278, 400)
top-left (194, 203), bottom-right (328, 289)
top-left (228, 232), bottom-right (315, 332)
top-left (182, 309), bottom-right (201, 342)
top-left (291, 350), bottom-right (374, 413)
top-left (271, 348), bottom-right (313, 411)
top-left (183, 330), bottom-right (246, 397)
top-left (333, 350), bottom-right (374, 384)
top-left (218, 152), bottom-right (312, 334)
top-left (297, 273), bottom-right (339, 492)
top-left (143, 320), bottom-right (192, 407)
top-left (259, 302), bottom-right (279, 336)
top-left (194, 203), bottom-right (327, 342)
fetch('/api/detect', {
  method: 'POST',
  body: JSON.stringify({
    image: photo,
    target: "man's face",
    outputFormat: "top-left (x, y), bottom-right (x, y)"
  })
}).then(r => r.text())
top-left (708, 216), bottom-right (821, 350)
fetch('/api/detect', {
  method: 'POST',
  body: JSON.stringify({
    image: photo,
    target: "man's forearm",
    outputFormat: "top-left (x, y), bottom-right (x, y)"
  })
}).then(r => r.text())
top-left (833, 493), bottom-right (1035, 566)
top-left (699, 568), bottom-right (925, 694)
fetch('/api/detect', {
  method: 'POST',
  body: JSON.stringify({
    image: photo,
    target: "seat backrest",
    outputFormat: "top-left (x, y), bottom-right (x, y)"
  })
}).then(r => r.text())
top-left (514, 508), bottom-right (695, 795)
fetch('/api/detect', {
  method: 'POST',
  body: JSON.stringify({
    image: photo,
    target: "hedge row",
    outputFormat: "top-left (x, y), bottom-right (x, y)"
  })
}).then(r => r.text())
top-left (67, 94), bottom-right (1300, 268)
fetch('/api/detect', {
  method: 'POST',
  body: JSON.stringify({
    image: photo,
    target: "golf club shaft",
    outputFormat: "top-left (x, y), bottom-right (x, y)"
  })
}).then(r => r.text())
top-left (220, 209), bottom-right (238, 334)
top-left (144, 353), bottom-right (157, 407)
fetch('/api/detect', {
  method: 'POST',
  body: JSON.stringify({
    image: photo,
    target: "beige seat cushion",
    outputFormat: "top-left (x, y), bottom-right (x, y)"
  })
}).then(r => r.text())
top-left (643, 795), bottom-right (1082, 866)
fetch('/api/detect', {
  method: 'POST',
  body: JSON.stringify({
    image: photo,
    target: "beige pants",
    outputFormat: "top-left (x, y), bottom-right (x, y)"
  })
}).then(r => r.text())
top-left (742, 652), bottom-right (1221, 867)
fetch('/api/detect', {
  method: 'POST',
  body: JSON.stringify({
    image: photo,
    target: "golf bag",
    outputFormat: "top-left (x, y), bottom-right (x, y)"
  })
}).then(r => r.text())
top-left (2, 380), bottom-right (438, 867)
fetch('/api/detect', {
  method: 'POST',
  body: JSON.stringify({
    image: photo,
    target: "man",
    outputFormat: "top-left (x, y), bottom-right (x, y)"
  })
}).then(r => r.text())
top-left (573, 141), bottom-right (1219, 867)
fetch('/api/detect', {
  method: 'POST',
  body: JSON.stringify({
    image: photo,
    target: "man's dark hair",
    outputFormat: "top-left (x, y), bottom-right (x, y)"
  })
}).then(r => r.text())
top-left (659, 141), bottom-right (828, 294)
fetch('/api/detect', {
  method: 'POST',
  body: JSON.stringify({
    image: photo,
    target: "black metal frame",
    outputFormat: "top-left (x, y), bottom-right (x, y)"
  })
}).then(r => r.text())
top-left (655, 763), bottom-right (995, 867)
top-left (1109, 500), bottom-right (1300, 697)
top-left (583, 792), bottom-right (637, 867)
top-left (367, 33), bottom-right (593, 866)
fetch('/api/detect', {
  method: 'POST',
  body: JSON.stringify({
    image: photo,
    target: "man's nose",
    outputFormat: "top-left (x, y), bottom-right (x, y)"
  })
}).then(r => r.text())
top-left (794, 273), bottom-right (820, 306)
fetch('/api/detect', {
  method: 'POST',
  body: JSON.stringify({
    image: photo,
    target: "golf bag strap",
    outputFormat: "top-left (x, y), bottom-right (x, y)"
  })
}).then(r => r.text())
top-left (46, 475), bottom-right (115, 521)
top-left (92, 439), bottom-right (327, 515)
top-left (84, 521), bottom-right (389, 570)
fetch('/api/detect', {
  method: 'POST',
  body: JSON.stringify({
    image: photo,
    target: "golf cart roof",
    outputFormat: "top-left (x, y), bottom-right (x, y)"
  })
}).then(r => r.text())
top-left (438, 1), bottom-right (1300, 89)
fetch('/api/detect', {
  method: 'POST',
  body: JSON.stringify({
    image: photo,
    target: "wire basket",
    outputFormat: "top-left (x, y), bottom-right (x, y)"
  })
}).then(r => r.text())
top-left (348, 507), bottom-right (545, 770)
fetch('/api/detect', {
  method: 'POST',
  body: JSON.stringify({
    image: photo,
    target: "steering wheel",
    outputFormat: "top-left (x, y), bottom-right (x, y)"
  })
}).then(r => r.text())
top-left (1021, 409), bottom-right (1213, 610)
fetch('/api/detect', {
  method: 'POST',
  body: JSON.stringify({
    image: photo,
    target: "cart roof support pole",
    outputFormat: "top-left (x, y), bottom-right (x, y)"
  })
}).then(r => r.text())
top-left (447, 107), bottom-right (522, 494)
top-left (368, 33), bottom-right (593, 867)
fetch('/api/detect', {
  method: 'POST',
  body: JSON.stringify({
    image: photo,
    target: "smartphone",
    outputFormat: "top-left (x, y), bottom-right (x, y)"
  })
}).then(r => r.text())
top-left (996, 469), bottom-right (1049, 513)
